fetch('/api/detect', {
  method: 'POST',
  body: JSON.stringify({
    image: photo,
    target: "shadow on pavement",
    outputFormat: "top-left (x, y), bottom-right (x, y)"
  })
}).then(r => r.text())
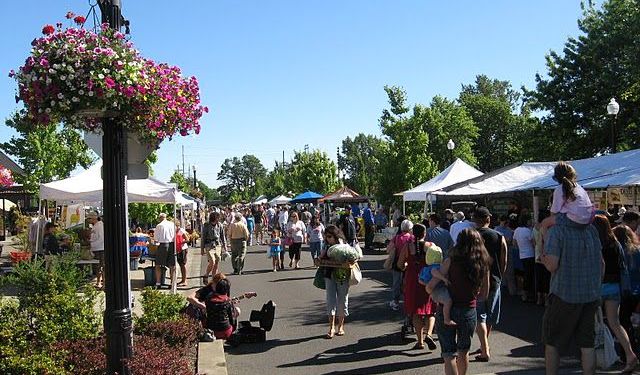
top-left (225, 336), bottom-right (319, 355)
top-left (270, 276), bottom-right (314, 282)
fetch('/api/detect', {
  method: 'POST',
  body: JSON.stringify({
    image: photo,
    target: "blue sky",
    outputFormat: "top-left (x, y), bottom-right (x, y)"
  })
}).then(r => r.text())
top-left (0, 1), bottom-right (584, 188)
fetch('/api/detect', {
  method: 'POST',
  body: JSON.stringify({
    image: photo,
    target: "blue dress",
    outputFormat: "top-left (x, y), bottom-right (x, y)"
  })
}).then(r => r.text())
top-left (269, 238), bottom-right (281, 257)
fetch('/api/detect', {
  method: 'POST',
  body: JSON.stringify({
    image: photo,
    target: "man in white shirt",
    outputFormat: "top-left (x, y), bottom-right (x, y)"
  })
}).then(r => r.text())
top-left (278, 207), bottom-right (289, 231)
top-left (88, 212), bottom-right (105, 289)
top-left (450, 210), bottom-right (475, 245)
top-left (154, 213), bottom-right (176, 289)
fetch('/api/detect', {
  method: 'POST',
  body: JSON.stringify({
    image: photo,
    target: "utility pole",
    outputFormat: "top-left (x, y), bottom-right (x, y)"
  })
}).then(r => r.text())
top-left (182, 145), bottom-right (185, 177)
top-left (304, 144), bottom-right (309, 153)
top-left (282, 150), bottom-right (285, 169)
top-left (97, 1), bottom-right (132, 374)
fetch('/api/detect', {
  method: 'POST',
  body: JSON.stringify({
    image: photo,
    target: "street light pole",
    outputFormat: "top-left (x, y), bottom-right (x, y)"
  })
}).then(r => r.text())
top-left (446, 138), bottom-right (456, 166)
top-left (98, 1), bottom-right (132, 374)
top-left (193, 165), bottom-right (199, 231)
top-left (606, 98), bottom-right (620, 153)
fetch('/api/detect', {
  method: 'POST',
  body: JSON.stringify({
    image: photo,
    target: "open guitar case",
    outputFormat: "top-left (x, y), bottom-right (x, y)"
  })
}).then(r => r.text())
top-left (229, 300), bottom-right (276, 346)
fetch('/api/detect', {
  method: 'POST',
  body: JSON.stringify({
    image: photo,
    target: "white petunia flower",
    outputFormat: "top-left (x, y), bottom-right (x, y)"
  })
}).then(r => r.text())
top-left (57, 93), bottom-right (64, 99)
top-left (98, 73), bottom-right (105, 79)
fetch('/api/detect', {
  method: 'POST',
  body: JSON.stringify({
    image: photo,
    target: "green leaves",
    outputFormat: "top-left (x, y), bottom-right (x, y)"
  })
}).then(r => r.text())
top-left (0, 110), bottom-right (94, 193)
top-left (528, 0), bottom-right (640, 158)
top-left (217, 155), bottom-right (268, 202)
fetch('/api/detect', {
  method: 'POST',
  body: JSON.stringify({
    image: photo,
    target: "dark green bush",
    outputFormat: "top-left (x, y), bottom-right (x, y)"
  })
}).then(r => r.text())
top-left (135, 287), bottom-right (186, 331)
top-left (144, 317), bottom-right (202, 349)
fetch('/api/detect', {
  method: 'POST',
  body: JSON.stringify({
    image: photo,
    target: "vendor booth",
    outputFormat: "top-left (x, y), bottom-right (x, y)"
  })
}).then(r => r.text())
top-left (397, 158), bottom-right (483, 214)
top-left (38, 160), bottom-right (180, 292)
top-left (290, 191), bottom-right (324, 204)
top-left (434, 148), bottom-right (640, 221)
top-left (268, 195), bottom-right (292, 206)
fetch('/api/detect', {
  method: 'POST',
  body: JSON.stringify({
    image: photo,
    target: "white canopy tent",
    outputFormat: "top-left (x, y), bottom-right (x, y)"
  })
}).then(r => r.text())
top-left (176, 192), bottom-right (197, 209)
top-left (400, 158), bottom-right (483, 202)
top-left (39, 161), bottom-right (177, 203)
top-left (436, 148), bottom-right (640, 197)
top-left (253, 195), bottom-right (268, 205)
top-left (269, 195), bottom-right (292, 206)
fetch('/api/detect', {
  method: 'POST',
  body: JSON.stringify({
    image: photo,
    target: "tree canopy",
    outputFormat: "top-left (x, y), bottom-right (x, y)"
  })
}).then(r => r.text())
top-left (0, 111), bottom-right (94, 193)
top-left (527, 0), bottom-right (640, 159)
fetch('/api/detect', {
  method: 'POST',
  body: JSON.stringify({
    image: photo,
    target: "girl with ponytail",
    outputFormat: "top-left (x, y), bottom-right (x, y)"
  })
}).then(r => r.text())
top-left (541, 162), bottom-right (595, 237)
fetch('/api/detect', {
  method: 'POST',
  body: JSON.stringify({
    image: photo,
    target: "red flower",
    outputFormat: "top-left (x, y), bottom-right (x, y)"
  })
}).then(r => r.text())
top-left (66, 11), bottom-right (75, 19)
top-left (74, 16), bottom-right (86, 25)
top-left (42, 25), bottom-right (55, 35)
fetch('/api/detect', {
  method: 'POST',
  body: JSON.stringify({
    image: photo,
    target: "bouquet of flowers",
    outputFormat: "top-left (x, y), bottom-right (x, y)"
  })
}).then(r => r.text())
top-left (10, 13), bottom-right (208, 143)
top-left (326, 243), bottom-right (359, 263)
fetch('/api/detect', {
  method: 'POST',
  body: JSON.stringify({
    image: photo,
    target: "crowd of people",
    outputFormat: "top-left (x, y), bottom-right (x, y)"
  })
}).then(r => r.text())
top-left (46, 160), bottom-right (640, 374)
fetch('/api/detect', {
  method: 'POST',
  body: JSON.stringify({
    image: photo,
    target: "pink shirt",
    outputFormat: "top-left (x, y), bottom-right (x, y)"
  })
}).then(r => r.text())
top-left (551, 184), bottom-right (594, 224)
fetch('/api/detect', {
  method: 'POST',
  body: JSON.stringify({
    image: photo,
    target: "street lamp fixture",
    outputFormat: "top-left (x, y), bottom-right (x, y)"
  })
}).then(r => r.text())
top-left (606, 98), bottom-right (620, 153)
top-left (447, 139), bottom-right (455, 150)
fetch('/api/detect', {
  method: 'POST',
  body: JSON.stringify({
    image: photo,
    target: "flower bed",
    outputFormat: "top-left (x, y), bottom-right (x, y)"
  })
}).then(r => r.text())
top-left (10, 13), bottom-right (208, 143)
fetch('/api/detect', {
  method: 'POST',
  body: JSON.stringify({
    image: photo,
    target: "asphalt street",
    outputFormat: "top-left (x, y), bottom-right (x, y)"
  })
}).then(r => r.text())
top-left (189, 242), bottom-right (624, 375)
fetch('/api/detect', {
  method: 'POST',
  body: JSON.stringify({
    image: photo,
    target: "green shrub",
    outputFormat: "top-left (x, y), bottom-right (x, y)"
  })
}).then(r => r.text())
top-left (135, 287), bottom-right (186, 332)
top-left (145, 317), bottom-right (202, 349)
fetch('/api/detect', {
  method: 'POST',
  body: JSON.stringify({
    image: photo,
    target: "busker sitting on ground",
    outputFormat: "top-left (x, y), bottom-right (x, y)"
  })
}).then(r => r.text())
top-left (188, 276), bottom-right (236, 340)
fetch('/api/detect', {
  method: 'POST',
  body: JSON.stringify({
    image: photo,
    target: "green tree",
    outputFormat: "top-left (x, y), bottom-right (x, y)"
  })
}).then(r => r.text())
top-left (527, 0), bottom-right (640, 159)
top-left (262, 162), bottom-right (289, 198)
top-left (459, 75), bottom-right (537, 171)
top-left (128, 203), bottom-right (173, 227)
top-left (0, 111), bottom-right (94, 192)
top-left (338, 134), bottom-right (388, 197)
top-left (217, 155), bottom-right (267, 201)
top-left (377, 86), bottom-right (478, 206)
top-left (287, 150), bottom-right (339, 194)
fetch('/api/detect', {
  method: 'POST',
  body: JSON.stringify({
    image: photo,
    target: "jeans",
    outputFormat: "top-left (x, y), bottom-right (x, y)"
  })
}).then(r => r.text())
top-left (436, 305), bottom-right (477, 358)
top-left (391, 270), bottom-right (403, 303)
top-left (230, 239), bottom-right (246, 273)
top-left (309, 241), bottom-right (323, 259)
top-left (364, 223), bottom-right (375, 249)
top-left (325, 277), bottom-right (350, 316)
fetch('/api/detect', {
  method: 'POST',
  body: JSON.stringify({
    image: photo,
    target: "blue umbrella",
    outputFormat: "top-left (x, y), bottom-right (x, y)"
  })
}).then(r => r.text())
top-left (290, 190), bottom-right (323, 203)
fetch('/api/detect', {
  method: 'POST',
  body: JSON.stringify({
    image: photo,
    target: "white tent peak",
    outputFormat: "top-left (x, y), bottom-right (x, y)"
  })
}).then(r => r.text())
top-left (401, 158), bottom-right (483, 202)
top-left (39, 160), bottom-right (177, 203)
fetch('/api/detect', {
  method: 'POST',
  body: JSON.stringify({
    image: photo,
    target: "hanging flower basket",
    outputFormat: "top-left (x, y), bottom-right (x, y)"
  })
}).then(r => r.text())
top-left (10, 14), bottom-right (208, 143)
top-left (0, 166), bottom-right (14, 187)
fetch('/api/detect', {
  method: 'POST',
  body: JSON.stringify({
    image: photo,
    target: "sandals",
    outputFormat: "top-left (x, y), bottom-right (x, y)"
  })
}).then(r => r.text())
top-left (475, 355), bottom-right (490, 362)
top-left (412, 342), bottom-right (425, 350)
top-left (622, 357), bottom-right (639, 373)
top-left (336, 329), bottom-right (345, 336)
top-left (325, 329), bottom-right (335, 339)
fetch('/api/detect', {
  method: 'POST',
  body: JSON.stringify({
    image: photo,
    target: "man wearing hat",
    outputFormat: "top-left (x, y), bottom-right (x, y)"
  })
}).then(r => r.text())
top-left (88, 211), bottom-right (104, 289)
top-left (154, 213), bottom-right (176, 289)
top-left (620, 211), bottom-right (639, 233)
top-left (473, 207), bottom-right (508, 362)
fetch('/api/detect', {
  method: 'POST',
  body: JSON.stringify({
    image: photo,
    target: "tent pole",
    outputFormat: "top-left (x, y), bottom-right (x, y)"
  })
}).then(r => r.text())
top-left (403, 200), bottom-right (406, 216)
top-left (171, 203), bottom-right (177, 294)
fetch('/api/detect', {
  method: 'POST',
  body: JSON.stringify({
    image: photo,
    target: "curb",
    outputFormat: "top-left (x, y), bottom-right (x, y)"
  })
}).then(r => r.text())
top-left (198, 340), bottom-right (227, 375)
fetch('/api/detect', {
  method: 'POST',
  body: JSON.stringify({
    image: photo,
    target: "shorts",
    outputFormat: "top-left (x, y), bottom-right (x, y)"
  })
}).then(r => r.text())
top-left (204, 244), bottom-right (222, 263)
top-left (436, 305), bottom-right (477, 358)
top-left (477, 281), bottom-right (501, 325)
top-left (93, 251), bottom-right (105, 274)
top-left (177, 248), bottom-right (188, 266)
top-left (542, 294), bottom-right (599, 349)
top-left (601, 282), bottom-right (621, 302)
top-left (155, 242), bottom-right (176, 267)
top-left (430, 284), bottom-right (451, 305)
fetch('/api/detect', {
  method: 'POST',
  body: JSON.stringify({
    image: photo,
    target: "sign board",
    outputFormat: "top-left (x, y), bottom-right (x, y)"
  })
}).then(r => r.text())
top-left (84, 131), bottom-right (155, 180)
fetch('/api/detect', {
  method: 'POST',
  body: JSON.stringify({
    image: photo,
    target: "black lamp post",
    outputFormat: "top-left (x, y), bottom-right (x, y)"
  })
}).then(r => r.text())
top-left (97, 1), bottom-right (133, 374)
top-left (606, 98), bottom-right (620, 153)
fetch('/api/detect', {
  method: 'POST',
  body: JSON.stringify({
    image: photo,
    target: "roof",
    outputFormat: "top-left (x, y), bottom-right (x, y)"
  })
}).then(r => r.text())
top-left (0, 149), bottom-right (25, 176)
top-left (399, 158), bottom-right (483, 201)
top-left (39, 161), bottom-right (177, 203)
top-left (290, 190), bottom-right (324, 203)
top-left (436, 148), bottom-right (640, 197)
top-left (320, 186), bottom-right (369, 203)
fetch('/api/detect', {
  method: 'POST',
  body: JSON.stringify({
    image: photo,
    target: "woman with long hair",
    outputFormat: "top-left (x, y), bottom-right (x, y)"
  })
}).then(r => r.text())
top-left (397, 223), bottom-right (438, 350)
top-left (426, 228), bottom-right (490, 375)
top-left (593, 215), bottom-right (638, 372)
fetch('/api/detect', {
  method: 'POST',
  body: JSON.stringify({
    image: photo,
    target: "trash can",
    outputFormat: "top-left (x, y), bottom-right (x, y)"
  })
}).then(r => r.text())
top-left (143, 266), bottom-right (165, 286)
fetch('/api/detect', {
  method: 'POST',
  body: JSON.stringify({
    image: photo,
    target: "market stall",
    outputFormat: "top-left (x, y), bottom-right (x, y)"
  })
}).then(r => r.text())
top-left (268, 194), bottom-right (292, 206)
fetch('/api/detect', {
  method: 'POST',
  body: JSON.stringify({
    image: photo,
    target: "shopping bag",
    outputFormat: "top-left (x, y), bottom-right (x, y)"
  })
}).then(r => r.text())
top-left (383, 240), bottom-right (396, 271)
top-left (595, 307), bottom-right (620, 369)
top-left (353, 242), bottom-right (364, 259)
top-left (349, 262), bottom-right (362, 286)
top-left (313, 267), bottom-right (326, 289)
